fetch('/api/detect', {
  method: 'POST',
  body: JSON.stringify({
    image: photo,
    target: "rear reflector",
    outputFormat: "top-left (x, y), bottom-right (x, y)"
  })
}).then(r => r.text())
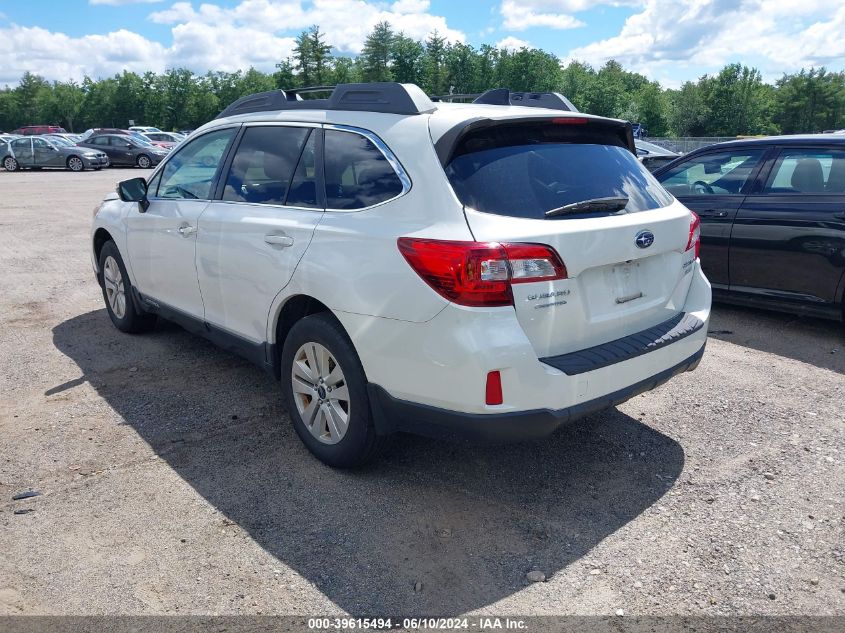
top-left (485, 370), bottom-right (503, 405)
top-left (397, 238), bottom-right (567, 307)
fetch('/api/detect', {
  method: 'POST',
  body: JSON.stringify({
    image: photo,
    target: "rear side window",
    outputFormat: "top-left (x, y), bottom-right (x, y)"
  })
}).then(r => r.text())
top-left (445, 122), bottom-right (672, 219)
top-left (222, 126), bottom-right (311, 206)
top-left (324, 129), bottom-right (404, 209)
top-left (765, 148), bottom-right (845, 194)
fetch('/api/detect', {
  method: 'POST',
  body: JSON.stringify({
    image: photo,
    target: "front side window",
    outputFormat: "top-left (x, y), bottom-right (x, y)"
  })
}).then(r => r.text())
top-left (90, 136), bottom-right (109, 146)
top-left (157, 128), bottom-right (236, 200)
top-left (324, 129), bottom-right (405, 209)
top-left (222, 126), bottom-right (311, 206)
top-left (659, 150), bottom-right (765, 196)
top-left (765, 148), bottom-right (845, 194)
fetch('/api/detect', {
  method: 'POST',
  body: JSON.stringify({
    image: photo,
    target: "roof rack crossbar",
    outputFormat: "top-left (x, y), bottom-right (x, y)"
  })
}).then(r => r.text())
top-left (216, 82), bottom-right (437, 119)
top-left (473, 89), bottom-right (579, 112)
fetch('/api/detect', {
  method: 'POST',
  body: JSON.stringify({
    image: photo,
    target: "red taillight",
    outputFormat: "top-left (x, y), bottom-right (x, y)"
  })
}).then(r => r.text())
top-left (397, 238), bottom-right (567, 307)
top-left (686, 211), bottom-right (701, 259)
top-left (485, 370), bottom-right (503, 405)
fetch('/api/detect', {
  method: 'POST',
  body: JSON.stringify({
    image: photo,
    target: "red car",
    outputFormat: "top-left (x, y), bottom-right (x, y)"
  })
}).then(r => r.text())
top-left (13, 125), bottom-right (68, 135)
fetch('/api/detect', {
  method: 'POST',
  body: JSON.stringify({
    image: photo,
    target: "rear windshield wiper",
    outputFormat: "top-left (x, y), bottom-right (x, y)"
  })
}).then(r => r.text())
top-left (544, 196), bottom-right (629, 218)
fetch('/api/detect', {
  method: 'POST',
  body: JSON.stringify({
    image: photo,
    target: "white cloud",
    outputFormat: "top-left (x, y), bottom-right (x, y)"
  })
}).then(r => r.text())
top-left (150, 0), bottom-right (465, 54)
top-left (0, 25), bottom-right (166, 85)
top-left (0, 0), bottom-right (465, 85)
top-left (89, 0), bottom-right (163, 5)
top-left (500, 0), bottom-right (643, 31)
top-left (496, 36), bottom-right (532, 51)
top-left (565, 0), bottom-right (845, 83)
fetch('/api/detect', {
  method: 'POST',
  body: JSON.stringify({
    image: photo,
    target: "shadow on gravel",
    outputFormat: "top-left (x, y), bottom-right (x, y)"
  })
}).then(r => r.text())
top-left (53, 309), bottom-right (684, 616)
top-left (709, 304), bottom-right (844, 374)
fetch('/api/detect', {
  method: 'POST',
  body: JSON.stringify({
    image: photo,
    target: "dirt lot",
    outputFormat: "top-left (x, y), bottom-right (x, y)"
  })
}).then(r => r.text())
top-left (0, 169), bottom-right (843, 617)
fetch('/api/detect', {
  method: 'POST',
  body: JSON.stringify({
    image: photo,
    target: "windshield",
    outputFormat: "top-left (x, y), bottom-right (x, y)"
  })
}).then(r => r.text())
top-left (48, 137), bottom-right (72, 146)
top-left (445, 123), bottom-right (673, 219)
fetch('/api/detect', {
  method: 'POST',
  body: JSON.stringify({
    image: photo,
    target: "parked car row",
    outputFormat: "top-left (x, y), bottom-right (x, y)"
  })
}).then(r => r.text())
top-left (2, 127), bottom-right (185, 172)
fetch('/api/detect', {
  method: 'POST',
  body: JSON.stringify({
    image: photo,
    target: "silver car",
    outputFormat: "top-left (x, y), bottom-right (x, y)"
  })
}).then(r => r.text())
top-left (2, 136), bottom-right (109, 172)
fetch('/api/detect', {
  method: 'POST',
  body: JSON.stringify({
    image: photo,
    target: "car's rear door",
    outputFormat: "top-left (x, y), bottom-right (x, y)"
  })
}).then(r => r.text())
top-left (196, 123), bottom-right (324, 347)
top-left (446, 118), bottom-right (697, 359)
top-left (729, 145), bottom-right (845, 307)
top-left (656, 147), bottom-right (769, 288)
top-left (10, 138), bottom-right (33, 166)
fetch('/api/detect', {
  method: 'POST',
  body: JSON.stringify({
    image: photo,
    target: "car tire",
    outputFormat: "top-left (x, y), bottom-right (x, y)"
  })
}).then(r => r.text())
top-left (136, 154), bottom-right (152, 169)
top-left (3, 156), bottom-right (19, 171)
top-left (98, 241), bottom-right (157, 334)
top-left (67, 156), bottom-right (85, 172)
top-left (281, 312), bottom-right (384, 468)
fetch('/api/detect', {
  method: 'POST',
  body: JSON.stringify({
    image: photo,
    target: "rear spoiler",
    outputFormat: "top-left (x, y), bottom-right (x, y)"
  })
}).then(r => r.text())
top-left (433, 116), bottom-right (636, 167)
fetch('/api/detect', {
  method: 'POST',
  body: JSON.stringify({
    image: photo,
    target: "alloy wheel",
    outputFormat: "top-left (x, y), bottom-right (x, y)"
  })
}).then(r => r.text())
top-left (103, 256), bottom-right (126, 319)
top-left (68, 157), bottom-right (84, 172)
top-left (291, 342), bottom-right (350, 445)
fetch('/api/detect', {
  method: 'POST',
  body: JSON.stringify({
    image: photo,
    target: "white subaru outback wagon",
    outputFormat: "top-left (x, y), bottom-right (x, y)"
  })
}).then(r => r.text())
top-left (91, 83), bottom-right (711, 467)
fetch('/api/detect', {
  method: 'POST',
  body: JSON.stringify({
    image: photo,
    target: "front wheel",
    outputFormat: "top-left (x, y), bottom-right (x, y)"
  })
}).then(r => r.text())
top-left (98, 241), bottom-right (156, 333)
top-left (4, 157), bottom-right (19, 171)
top-left (136, 154), bottom-right (152, 169)
top-left (67, 156), bottom-right (85, 172)
top-left (281, 313), bottom-right (384, 468)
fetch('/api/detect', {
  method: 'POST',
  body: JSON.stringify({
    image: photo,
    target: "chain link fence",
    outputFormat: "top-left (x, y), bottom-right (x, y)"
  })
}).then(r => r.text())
top-left (645, 137), bottom-right (739, 154)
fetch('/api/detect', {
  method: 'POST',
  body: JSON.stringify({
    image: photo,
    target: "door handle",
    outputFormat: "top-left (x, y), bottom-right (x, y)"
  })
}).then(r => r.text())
top-left (264, 233), bottom-right (294, 248)
top-left (698, 209), bottom-right (729, 218)
top-left (177, 223), bottom-right (196, 237)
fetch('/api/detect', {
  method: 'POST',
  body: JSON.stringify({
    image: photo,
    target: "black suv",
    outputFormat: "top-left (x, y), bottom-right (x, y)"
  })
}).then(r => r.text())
top-left (655, 135), bottom-right (845, 320)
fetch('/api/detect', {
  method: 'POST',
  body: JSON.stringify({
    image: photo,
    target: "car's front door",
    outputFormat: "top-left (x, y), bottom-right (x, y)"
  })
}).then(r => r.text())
top-left (657, 147), bottom-right (768, 288)
top-left (10, 138), bottom-right (33, 166)
top-left (109, 136), bottom-right (136, 166)
top-left (125, 126), bottom-right (238, 319)
top-left (730, 146), bottom-right (845, 306)
top-left (196, 124), bottom-right (324, 345)
top-left (31, 138), bottom-right (62, 167)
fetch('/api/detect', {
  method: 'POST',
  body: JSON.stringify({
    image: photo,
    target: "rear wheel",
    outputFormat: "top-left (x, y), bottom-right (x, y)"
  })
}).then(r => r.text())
top-left (98, 241), bottom-right (156, 333)
top-left (281, 313), bottom-right (384, 468)
top-left (136, 154), bottom-right (152, 169)
top-left (67, 156), bottom-right (85, 172)
top-left (3, 157), bottom-right (18, 171)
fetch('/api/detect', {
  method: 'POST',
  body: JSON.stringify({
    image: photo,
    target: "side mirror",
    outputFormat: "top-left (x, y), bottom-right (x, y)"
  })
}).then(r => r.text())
top-left (703, 161), bottom-right (723, 175)
top-left (125, 143), bottom-right (134, 149)
top-left (117, 177), bottom-right (150, 211)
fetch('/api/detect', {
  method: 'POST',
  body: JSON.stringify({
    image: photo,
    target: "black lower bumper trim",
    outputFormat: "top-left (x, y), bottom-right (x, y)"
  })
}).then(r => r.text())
top-left (368, 344), bottom-right (705, 442)
top-left (540, 312), bottom-right (705, 375)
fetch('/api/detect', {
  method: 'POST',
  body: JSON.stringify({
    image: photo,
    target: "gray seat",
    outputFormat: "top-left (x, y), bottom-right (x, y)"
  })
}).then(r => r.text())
top-left (790, 158), bottom-right (825, 193)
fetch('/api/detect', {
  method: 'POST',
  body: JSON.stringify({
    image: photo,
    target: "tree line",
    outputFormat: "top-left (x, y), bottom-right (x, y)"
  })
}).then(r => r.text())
top-left (1, 22), bottom-right (844, 136)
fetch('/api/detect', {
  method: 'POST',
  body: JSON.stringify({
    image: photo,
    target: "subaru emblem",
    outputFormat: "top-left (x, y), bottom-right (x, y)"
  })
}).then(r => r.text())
top-left (635, 230), bottom-right (655, 249)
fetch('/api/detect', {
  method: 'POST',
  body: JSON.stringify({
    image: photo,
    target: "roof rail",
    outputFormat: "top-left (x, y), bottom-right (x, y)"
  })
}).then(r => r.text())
top-left (430, 93), bottom-right (481, 102)
top-left (473, 89), bottom-right (579, 112)
top-left (216, 82), bottom-right (437, 119)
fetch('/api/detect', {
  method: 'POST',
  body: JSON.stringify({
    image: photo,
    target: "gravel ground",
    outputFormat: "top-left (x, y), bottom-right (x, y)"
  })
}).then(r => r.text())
top-left (0, 169), bottom-right (843, 617)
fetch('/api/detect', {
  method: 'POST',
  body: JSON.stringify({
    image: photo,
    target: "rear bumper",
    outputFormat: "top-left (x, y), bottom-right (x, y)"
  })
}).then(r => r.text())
top-left (368, 345), bottom-right (705, 441)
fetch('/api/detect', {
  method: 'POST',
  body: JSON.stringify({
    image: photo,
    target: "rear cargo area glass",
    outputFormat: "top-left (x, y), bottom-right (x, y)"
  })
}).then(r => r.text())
top-left (445, 122), bottom-right (673, 219)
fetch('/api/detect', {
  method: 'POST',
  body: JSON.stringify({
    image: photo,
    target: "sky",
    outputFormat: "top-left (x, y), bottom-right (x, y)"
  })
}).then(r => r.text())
top-left (1, 0), bottom-right (844, 89)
